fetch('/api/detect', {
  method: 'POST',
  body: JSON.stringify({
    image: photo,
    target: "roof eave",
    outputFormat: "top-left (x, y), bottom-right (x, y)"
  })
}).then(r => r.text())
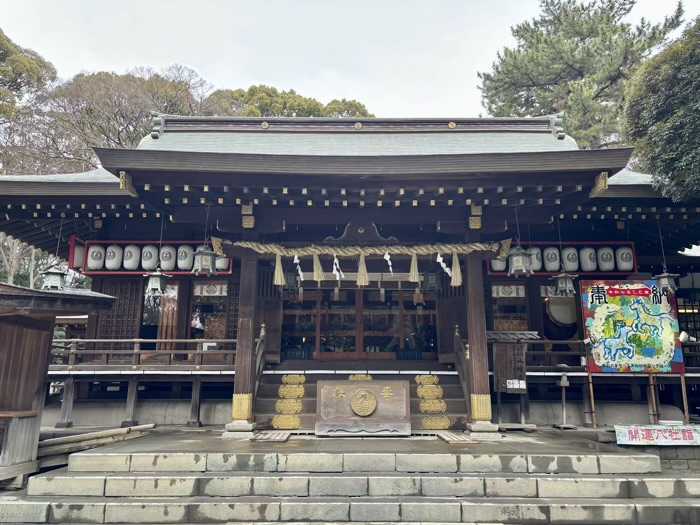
top-left (95, 147), bottom-right (634, 178)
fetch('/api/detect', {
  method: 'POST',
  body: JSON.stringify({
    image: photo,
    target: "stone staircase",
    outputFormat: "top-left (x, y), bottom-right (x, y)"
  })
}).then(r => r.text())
top-left (255, 370), bottom-right (468, 431)
top-left (4, 443), bottom-right (700, 523)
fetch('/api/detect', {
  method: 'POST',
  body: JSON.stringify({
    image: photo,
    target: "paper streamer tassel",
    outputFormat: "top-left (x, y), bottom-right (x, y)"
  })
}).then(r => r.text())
top-left (293, 254), bottom-right (304, 281)
top-left (437, 252), bottom-right (452, 277)
top-left (273, 253), bottom-right (286, 286)
top-left (332, 254), bottom-right (345, 282)
top-left (409, 253), bottom-right (419, 283)
top-left (357, 254), bottom-right (370, 287)
top-left (313, 253), bottom-right (324, 282)
top-left (450, 252), bottom-right (463, 287)
top-left (384, 251), bottom-right (393, 275)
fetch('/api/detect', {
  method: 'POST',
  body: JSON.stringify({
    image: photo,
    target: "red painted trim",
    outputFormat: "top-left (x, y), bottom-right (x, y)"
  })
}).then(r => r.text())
top-left (76, 240), bottom-right (234, 276)
top-left (488, 241), bottom-right (638, 276)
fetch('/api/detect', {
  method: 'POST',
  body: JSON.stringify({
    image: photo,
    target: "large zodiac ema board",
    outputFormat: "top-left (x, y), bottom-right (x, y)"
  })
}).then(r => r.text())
top-left (581, 280), bottom-right (684, 373)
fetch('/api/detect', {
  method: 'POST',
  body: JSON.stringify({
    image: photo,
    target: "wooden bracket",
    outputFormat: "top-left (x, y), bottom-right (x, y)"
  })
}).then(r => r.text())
top-left (118, 171), bottom-right (138, 198)
top-left (589, 172), bottom-right (609, 198)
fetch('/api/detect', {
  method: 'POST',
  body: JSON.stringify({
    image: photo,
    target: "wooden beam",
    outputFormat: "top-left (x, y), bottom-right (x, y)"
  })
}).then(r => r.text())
top-left (230, 249), bottom-right (259, 424)
top-left (120, 378), bottom-right (139, 428)
top-left (55, 377), bottom-right (75, 429)
top-left (465, 253), bottom-right (492, 424)
top-left (187, 377), bottom-right (202, 427)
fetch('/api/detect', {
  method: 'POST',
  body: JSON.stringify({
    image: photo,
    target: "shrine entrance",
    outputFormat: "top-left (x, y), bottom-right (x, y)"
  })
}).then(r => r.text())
top-left (281, 285), bottom-right (438, 361)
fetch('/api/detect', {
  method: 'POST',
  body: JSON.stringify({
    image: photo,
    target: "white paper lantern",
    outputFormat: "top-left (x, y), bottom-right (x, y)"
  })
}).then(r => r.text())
top-left (73, 244), bottom-right (85, 269)
top-left (105, 245), bottom-right (123, 271)
top-left (123, 245), bottom-right (141, 270)
top-left (615, 246), bottom-right (635, 272)
top-left (159, 245), bottom-right (177, 271)
top-left (527, 247), bottom-right (543, 272)
top-left (86, 245), bottom-right (105, 271)
top-left (491, 259), bottom-right (507, 272)
top-left (215, 256), bottom-right (230, 271)
top-left (597, 247), bottom-right (615, 272)
top-left (141, 245), bottom-right (158, 271)
top-left (561, 247), bottom-right (579, 272)
top-left (543, 247), bottom-right (560, 272)
top-left (177, 245), bottom-right (195, 271)
top-left (579, 247), bottom-right (597, 272)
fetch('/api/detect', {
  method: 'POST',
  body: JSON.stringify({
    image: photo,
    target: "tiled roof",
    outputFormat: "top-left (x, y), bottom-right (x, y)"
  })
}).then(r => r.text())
top-left (136, 114), bottom-right (579, 156)
top-left (608, 169), bottom-right (653, 186)
top-left (0, 168), bottom-right (126, 196)
top-left (137, 131), bottom-right (580, 156)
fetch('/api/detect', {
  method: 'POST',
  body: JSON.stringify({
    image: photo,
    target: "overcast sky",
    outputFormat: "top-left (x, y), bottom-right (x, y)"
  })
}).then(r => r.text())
top-left (2, 0), bottom-right (698, 117)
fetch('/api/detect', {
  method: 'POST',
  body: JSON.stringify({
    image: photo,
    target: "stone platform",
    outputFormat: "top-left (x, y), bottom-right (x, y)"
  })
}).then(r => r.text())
top-left (3, 427), bottom-right (700, 524)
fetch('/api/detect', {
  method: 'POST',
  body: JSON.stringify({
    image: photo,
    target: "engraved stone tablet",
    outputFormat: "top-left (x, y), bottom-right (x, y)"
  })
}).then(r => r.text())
top-left (315, 380), bottom-right (411, 436)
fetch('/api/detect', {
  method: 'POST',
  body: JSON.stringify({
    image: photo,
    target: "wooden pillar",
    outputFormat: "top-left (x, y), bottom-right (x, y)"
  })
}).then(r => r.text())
top-left (465, 253), bottom-right (496, 429)
top-left (187, 377), bottom-right (202, 427)
top-left (55, 377), bottom-right (75, 429)
top-left (225, 249), bottom-right (259, 434)
top-left (121, 377), bottom-right (139, 428)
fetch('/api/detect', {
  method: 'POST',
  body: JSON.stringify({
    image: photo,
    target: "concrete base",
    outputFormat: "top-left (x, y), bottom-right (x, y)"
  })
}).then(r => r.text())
top-left (186, 420), bottom-right (202, 428)
top-left (469, 431), bottom-right (504, 441)
top-left (467, 421), bottom-right (500, 432)
top-left (225, 420), bottom-right (256, 432)
top-left (221, 431), bottom-right (256, 440)
top-left (223, 420), bottom-right (256, 439)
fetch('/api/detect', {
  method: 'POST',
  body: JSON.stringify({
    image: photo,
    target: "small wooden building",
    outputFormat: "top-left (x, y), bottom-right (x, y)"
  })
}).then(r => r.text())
top-left (0, 283), bottom-right (113, 487)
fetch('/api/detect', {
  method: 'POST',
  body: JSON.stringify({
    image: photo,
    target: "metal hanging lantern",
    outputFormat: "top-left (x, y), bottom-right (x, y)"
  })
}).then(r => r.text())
top-left (507, 246), bottom-right (533, 277)
top-left (654, 222), bottom-right (678, 293)
top-left (508, 207), bottom-right (532, 277)
top-left (653, 270), bottom-right (679, 293)
top-left (42, 268), bottom-right (67, 291)
top-left (551, 272), bottom-right (578, 297)
top-left (192, 245), bottom-right (218, 276)
top-left (146, 270), bottom-right (168, 295)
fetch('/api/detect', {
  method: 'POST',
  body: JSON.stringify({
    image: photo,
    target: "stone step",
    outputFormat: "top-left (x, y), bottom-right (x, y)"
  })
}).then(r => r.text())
top-left (66, 451), bottom-right (661, 475)
top-left (27, 469), bottom-right (700, 499)
top-left (253, 414), bottom-right (469, 431)
top-left (256, 384), bottom-right (465, 398)
top-left (253, 398), bottom-right (468, 413)
top-left (259, 373), bottom-right (461, 384)
top-left (2, 495), bottom-right (700, 523)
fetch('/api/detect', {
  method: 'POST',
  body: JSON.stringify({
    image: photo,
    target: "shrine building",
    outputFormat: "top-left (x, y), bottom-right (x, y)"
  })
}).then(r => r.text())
top-left (1, 114), bottom-right (698, 432)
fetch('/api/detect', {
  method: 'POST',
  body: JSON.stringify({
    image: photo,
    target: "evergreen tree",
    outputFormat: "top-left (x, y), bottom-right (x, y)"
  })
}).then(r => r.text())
top-left (624, 17), bottom-right (700, 201)
top-left (478, 0), bottom-right (683, 149)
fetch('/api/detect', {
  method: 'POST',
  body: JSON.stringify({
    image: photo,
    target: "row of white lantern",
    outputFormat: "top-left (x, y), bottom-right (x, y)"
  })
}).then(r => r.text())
top-left (491, 246), bottom-right (634, 273)
top-left (75, 244), bottom-right (229, 272)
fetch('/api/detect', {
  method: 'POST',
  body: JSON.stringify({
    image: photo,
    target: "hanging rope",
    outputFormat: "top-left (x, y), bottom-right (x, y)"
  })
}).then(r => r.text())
top-left (273, 253), bottom-right (286, 286)
top-left (219, 239), bottom-right (513, 288)
top-left (312, 253), bottom-right (324, 282)
top-left (451, 252), bottom-right (463, 287)
top-left (226, 239), bottom-right (511, 259)
top-left (357, 254), bottom-right (369, 286)
top-left (409, 253), bottom-right (419, 283)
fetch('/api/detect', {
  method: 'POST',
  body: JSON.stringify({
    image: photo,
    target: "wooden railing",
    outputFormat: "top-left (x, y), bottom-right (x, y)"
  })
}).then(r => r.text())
top-left (253, 324), bottom-right (267, 398)
top-left (49, 338), bottom-right (237, 371)
top-left (453, 326), bottom-right (471, 415)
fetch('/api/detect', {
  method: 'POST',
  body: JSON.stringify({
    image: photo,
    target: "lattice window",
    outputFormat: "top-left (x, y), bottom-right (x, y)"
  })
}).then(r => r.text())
top-left (95, 278), bottom-right (144, 350)
top-left (226, 272), bottom-right (241, 341)
top-left (678, 291), bottom-right (700, 340)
